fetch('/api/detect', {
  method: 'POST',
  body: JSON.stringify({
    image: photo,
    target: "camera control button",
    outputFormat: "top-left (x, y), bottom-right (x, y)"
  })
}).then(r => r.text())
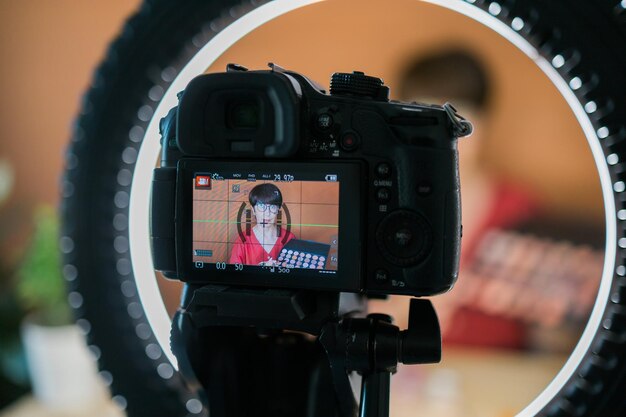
top-left (376, 188), bottom-right (391, 202)
top-left (374, 269), bottom-right (389, 283)
top-left (376, 210), bottom-right (432, 266)
top-left (330, 72), bottom-right (389, 101)
top-left (376, 163), bottom-right (391, 178)
top-left (394, 228), bottom-right (413, 247)
top-left (417, 182), bottom-right (433, 196)
top-left (317, 113), bottom-right (333, 130)
top-left (340, 131), bottom-right (360, 151)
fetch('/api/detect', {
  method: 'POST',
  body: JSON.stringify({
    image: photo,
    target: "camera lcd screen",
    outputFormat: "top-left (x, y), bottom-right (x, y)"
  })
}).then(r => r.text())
top-left (192, 177), bottom-right (339, 270)
top-left (178, 160), bottom-right (362, 292)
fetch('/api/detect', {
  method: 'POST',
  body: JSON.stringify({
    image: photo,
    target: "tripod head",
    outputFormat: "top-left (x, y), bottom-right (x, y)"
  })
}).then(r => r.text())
top-left (171, 286), bottom-right (441, 417)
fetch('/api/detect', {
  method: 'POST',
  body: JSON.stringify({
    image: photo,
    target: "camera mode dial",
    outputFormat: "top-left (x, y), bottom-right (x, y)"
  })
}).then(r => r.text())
top-left (330, 71), bottom-right (389, 101)
top-left (376, 210), bottom-right (433, 266)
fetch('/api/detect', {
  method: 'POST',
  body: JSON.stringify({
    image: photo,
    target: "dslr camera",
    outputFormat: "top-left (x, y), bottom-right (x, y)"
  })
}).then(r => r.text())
top-left (151, 63), bottom-right (472, 416)
top-left (151, 63), bottom-right (471, 298)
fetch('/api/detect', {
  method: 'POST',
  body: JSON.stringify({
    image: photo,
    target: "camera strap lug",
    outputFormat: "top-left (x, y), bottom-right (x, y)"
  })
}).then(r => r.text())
top-left (226, 63), bottom-right (248, 72)
top-left (443, 102), bottom-right (474, 137)
top-left (268, 62), bottom-right (287, 73)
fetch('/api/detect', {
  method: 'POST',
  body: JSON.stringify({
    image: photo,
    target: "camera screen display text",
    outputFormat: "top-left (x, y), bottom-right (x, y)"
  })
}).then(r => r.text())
top-left (192, 173), bottom-right (340, 275)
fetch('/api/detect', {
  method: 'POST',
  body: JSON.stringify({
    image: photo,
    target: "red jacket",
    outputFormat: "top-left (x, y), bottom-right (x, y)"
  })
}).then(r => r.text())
top-left (229, 228), bottom-right (296, 266)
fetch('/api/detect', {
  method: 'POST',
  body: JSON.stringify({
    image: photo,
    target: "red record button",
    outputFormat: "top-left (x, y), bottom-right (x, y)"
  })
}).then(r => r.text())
top-left (195, 175), bottom-right (212, 188)
top-left (341, 131), bottom-right (360, 151)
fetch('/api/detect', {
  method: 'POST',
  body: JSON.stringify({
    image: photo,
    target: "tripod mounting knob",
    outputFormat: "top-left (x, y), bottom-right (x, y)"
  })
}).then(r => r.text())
top-left (399, 298), bottom-right (441, 364)
top-left (340, 299), bottom-right (441, 374)
top-left (319, 298), bottom-right (441, 417)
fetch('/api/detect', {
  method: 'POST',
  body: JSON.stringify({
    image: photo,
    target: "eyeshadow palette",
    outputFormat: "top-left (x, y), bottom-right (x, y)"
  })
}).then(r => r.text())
top-left (277, 239), bottom-right (332, 270)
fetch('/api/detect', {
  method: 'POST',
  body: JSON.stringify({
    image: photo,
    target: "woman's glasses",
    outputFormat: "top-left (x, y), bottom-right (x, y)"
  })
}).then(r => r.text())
top-left (255, 202), bottom-right (280, 214)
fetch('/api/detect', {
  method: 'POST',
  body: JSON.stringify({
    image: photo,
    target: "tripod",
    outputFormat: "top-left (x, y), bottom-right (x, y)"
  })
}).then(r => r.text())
top-left (171, 285), bottom-right (442, 417)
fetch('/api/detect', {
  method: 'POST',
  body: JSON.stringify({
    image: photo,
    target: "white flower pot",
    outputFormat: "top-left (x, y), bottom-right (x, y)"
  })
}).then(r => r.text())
top-left (20, 319), bottom-right (107, 410)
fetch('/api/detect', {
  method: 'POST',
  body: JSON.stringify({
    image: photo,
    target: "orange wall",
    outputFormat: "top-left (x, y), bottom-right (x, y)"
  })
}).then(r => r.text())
top-left (0, 0), bottom-right (605, 242)
top-left (0, 1), bottom-right (141, 207)
top-left (0, 1), bottom-right (141, 263)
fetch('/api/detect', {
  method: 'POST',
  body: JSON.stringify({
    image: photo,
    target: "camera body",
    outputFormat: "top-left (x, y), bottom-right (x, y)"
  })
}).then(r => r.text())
top-left (151, 63), bottom-right (466, 297)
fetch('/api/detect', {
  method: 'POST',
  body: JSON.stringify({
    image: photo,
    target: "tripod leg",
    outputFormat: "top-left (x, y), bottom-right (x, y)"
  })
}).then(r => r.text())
top-left (174, 319), bottom-right (346, 417)
top-left (307, 357), bottom-right (346, 417)
top-left (359, 372), bottom-right (390, 417)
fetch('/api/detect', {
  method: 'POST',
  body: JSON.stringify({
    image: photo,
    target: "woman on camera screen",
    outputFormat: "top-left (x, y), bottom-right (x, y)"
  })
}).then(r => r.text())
top-left (229, 183), bottom-right (296, 266)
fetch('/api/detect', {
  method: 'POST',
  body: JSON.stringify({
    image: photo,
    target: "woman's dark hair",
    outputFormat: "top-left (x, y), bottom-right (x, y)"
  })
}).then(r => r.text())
top-left (398, 49), bottom-right (490, 109)
top-left (248, 183), bottom-right (283, 207)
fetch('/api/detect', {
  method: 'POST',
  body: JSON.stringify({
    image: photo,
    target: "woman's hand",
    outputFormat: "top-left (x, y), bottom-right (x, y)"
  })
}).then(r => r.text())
top-left (259, 257), bottom-right (279, 267)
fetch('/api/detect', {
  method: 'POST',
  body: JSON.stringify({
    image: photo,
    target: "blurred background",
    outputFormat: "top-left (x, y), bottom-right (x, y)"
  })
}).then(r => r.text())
top-left (0, 1), bottom-right (606, 417)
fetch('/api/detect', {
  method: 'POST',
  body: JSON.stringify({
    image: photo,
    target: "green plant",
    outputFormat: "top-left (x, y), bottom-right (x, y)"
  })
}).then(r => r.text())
top-left (15, 206), bottom-right (71, 326)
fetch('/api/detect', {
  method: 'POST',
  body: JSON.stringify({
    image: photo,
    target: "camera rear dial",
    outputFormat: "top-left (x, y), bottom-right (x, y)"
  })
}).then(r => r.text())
top-left (375, 210), bottom-right (433, 266)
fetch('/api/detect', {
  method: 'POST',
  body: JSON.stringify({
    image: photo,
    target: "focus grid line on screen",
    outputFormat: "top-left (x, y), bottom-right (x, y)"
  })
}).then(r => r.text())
top-left (193, 198), bottom-right (339, 206)
top-left (192, 219), bottom-right (339, 227)
top-left (194, 240), bottom-right (259, 244)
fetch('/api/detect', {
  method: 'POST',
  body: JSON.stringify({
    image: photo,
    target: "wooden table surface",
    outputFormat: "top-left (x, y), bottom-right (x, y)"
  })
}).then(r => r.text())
top-left (0, 396), bottom-right (125, 417)
top-left (0, 348), bottom-right (566, 417)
